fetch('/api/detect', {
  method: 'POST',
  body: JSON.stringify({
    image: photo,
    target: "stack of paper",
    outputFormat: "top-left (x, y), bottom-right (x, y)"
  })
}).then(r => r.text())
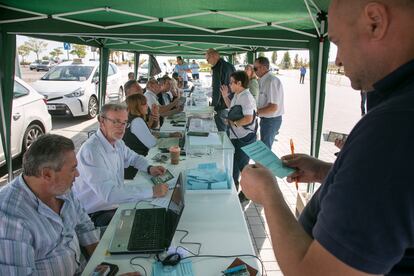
top-left (188, 133), bottom-right (221, 146)
top-left (186, 163), bottom-right (229, 190)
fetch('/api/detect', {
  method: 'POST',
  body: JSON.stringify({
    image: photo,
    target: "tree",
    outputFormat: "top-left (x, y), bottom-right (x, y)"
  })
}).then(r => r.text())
top-left (25, 38), bottom-right (48, 61)
top-left (17, 44), bottom-right (31, 64)
top-left (271, 51), bottom-right (278, 65)
top-left (49, 47), bottom-right (63, 60)
top-left (293, 54), bottom-right (300, 69)
top-left (281, 51), bottom-right (292, 69)
top-left (70, 44), bottom-right (87, 58)
top-left (258, 52), bottom-right (265, 58)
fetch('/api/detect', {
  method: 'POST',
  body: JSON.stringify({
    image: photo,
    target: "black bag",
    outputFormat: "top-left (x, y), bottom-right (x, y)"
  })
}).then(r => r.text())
top-left (225, 105), bottom-right (258, 139)
top-left (227, 105), bottom-right (244, 121)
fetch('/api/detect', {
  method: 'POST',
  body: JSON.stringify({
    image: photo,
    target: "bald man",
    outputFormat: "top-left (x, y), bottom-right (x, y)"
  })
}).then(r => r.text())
top-left (240, 1), bottom-right (414, 275)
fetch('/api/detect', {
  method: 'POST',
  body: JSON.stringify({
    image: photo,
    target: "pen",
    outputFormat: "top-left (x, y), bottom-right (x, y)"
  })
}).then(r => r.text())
top-left (290, 139), bottom-right (298, 190)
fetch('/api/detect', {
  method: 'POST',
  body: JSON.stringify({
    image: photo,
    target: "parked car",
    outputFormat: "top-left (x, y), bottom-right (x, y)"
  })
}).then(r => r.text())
top-left (234, 64), bottom-right (247, 71)
top-left (36, 60), bottom-right (56, 71)
top-left (32, 60), bottom-right (124, 118)
top-left (137, 62), bottom-right (173, 83)
top-left (270, 64), bottom-right (280, 74)
top-left (29, 60), bottom-right (41, 70)
top-left (0, 77), bottom-right (52, 166)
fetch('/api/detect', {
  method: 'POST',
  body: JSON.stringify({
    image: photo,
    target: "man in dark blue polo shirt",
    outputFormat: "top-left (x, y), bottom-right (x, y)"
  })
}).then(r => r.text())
top-left (240, 0), bottom-right (414, 275)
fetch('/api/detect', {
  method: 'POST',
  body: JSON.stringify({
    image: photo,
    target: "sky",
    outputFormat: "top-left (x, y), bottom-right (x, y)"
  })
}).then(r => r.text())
top-left (17, 35), bottom-right (338, 64)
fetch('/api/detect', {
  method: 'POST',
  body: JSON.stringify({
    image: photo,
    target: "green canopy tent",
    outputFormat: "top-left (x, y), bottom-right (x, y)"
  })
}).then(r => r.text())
top-left (0, 1), bottom-right (331, 187)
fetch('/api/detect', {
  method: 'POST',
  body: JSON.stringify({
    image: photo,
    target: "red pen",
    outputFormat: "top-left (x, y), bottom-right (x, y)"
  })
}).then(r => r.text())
top-left (290, 139), bottom-right (298, 190)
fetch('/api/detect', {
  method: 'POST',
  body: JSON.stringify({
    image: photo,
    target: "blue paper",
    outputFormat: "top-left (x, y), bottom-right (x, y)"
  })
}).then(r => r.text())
top-left (241, 141), bottom-right (295, 178)
top-left (210, 180), bottom-right (228, 190)
top-left (186, 167), bottom-right (230, 190)
top-left (189, 180), bottom-right (209, 190)
top-left (152, 259), bottom-right (194, 276)
top-left (197, 162), bottom-right (217, 170)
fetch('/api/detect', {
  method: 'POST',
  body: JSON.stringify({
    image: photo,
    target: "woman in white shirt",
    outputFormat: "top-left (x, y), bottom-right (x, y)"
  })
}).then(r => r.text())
top-left (220, 71), bottom-right (257, 201)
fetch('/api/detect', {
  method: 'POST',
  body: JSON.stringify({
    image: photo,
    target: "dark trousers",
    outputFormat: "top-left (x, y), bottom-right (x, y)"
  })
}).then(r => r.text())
top-left (89, 209), bottom-right (117, 227)
top-left (192, 73), bottom-right (199, 80)
top-left (260, 116), bottom-right (282, 149)
top-left (214, 109), bottom-right (229, 132)
top-left (230, 132), bottom-right (257, 189)
top-left (300, 74), bottom-right (305, 84)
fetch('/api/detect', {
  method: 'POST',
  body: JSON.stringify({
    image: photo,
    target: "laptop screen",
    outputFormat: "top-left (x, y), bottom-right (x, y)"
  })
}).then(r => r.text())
top-left (165, 173), bottom-right (185, 243)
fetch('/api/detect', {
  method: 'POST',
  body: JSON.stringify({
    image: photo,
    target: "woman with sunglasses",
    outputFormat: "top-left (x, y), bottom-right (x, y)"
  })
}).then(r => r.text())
top-left (123, 94), bottom-right (180, 179)
top-left (220, 71), bottom-right (257, 202)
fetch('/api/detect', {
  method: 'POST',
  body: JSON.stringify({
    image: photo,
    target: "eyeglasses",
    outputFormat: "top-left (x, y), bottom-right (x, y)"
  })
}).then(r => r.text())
top-left (102, 116), bottom-right (129, 128)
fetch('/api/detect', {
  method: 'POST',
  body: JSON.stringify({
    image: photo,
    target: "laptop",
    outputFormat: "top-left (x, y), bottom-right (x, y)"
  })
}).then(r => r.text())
top-left (109, 173), bottom-right (185, 254)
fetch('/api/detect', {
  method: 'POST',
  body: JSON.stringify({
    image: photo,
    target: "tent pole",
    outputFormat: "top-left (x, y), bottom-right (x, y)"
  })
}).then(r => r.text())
top-left (98, 46), bottom-right (109, 109)
top-left (134, 52), bottom-right (140, 80)
top-left (0, 32), bottom-right (16, 182)
top-left (247, 51), bottom-right (254, 64)
top-left (308, 15), bottom-right (328, 193)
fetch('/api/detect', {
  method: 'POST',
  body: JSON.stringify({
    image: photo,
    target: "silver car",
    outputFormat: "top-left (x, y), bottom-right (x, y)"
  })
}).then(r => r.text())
top-left (0, 77), bottom-right (52, 166)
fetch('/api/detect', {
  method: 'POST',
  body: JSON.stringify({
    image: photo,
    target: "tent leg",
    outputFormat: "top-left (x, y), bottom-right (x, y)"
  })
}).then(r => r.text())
top-left (98, 47), bottom-right (110, 109)
top-left (0, 32), bottom-right (16, 182)
top-left (247, 51), bottom-right (255, 64)
top-left (308, 17), bottom-right (329, 193)
top-left (134, 52), bottom-right (140, 81)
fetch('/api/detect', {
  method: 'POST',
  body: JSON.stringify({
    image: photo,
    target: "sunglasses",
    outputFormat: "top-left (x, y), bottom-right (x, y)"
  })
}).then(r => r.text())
top-left (102, 116), bottom-right (129, 128)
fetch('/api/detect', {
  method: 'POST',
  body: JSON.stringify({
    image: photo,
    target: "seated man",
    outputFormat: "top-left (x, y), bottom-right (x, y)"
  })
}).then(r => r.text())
top-left (0, 134), bottom-right (99, 275)
top-left (144, 79), bottom-right (181, 126)
top-left (73, 103), bottom-right (168, 227)
top-left (124, 79), bottom-right (143, 97)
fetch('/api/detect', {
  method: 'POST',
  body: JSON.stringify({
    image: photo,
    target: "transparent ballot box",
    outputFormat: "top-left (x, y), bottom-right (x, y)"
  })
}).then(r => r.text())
top-left (184, 131), bottom-right (234, 192)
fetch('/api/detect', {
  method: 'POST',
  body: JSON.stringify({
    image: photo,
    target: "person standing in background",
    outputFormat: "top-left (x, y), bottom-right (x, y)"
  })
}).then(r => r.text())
top-left (189, 60), bottom-right (200, 80)
top-left (245, 64), bottom-right (259, 102)
top-left (205, 48), bottom-right (235, 132)
top-left (173, 56), bottom-right (190, 88)
top-left (128, 72), bottom-right (135, 81)
top-left (299, 65), bottom-right (307, 84)
top-left (254, 56), bottom-right (284, 149)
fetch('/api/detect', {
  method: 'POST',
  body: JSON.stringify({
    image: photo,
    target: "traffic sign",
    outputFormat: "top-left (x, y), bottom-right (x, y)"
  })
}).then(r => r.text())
top-left (63, 43), bottom-right (71, 50)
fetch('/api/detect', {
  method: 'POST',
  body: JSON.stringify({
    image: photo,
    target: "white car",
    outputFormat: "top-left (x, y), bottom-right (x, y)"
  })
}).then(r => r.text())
top-left (32, 60), bottom-right (124, 119)
top-left (234, 64), bottom-right (247, 71)
top-left (270, 64), bottom-right (280, 74)
top-left (137, 62), bottom-right (170, 83)
top-left (0, 77), bottom-right (52, 166)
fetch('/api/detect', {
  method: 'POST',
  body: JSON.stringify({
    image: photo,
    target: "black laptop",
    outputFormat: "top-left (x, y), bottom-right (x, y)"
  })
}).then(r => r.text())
top-left (109, 173), bottom-right (185, 254)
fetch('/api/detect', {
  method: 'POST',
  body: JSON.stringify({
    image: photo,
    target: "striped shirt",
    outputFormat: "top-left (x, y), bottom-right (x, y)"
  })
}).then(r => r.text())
top-left (0, 175), bottom-right (99, 275)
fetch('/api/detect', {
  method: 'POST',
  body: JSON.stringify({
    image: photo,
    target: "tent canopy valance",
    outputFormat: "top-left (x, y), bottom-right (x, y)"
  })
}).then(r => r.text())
top-left (0, 0), bottom-right (330, 54)
top-left (0, 0), bottom-right (331, 188)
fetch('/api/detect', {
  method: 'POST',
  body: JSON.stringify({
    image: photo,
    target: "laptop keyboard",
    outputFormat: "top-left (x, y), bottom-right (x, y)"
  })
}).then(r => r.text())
top-left (127, 208), bottom-right (165, 251)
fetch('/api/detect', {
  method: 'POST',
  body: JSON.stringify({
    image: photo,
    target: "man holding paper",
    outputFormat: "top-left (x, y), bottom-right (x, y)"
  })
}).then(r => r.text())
top-left (241, 0), bottom-right (414, 275)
